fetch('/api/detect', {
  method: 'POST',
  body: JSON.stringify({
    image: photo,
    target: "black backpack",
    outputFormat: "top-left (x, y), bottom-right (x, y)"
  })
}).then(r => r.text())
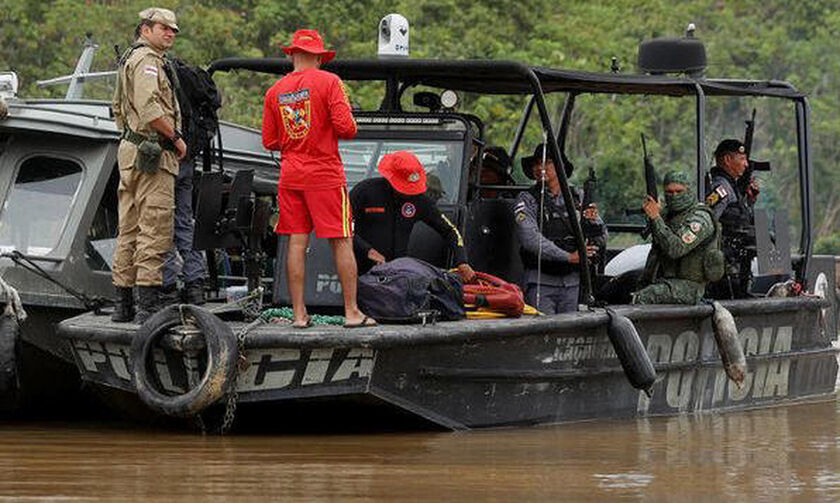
top-left (358, 257), bottom-right (465, 324)
top-left (165, 58), bottom-right (222, 161)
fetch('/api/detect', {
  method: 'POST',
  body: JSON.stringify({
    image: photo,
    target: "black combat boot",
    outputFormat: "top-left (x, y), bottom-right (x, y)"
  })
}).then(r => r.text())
top-left (134, 286), bottom-right (161, 325)
top-left (160, 283), bottom-right (179, 307)
top-left (181, 279), bottom-right (205, 305)
top-left (111, 286), bottom-right (135, 323)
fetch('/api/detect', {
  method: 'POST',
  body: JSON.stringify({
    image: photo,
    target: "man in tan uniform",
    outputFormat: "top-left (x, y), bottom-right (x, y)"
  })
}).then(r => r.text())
top-left (111, 7), bottom-right (187, 323)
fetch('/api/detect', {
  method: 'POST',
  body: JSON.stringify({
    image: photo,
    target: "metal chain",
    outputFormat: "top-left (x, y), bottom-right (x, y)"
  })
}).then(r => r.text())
top-left (217, 316), bottom-right (264, 434)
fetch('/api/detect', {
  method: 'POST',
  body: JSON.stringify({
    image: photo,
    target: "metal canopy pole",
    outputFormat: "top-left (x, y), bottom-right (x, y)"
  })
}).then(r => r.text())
top-left (796, 97), bottom-right (814, 286)
top-left (380, 75), bottom-right (400, 111)
top-left (693, 83), bottom-right (707, 199)
top-left (556, 93), bottom-right (577, 150)
top-left (524, 69), bottom-right (593, 305)
top-left (509, 95), bottom-right (536, 161)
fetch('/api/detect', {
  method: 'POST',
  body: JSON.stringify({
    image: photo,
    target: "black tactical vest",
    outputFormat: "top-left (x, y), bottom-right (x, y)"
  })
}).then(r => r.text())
top-left (710, 167), bottom-right (754, 241)
top-left (520, 185), bottom-right (579, 276)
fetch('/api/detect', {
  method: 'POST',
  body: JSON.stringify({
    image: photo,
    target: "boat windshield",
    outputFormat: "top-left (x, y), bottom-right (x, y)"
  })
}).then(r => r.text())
top-left (0, 156), bottom-right (83, 256)
top-left (339, 139), bottom-right (464, 204)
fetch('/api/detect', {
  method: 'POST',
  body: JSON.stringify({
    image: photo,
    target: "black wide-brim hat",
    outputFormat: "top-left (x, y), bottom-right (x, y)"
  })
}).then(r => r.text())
top-left (521, 143), bottom-right (572, 180)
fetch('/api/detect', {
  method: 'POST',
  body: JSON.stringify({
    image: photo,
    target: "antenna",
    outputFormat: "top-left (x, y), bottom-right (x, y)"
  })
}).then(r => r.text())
top-left (37, 33), bottom-right (116, 99)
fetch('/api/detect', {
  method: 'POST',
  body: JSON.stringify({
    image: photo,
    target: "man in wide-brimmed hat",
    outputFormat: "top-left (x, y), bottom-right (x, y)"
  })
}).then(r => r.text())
top-left (262, 29), bottom-right (373, 328)
top-left (513, 143), bottom-right (604, 314)
top-left (351, 151), bottom-right (475, 281)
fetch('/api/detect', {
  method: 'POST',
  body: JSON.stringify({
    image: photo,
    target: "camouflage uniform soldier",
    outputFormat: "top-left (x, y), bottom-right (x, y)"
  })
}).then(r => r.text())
top-left (632, 171), bottom-right (723, 305)
top-left (111, 8), bottom-right (187, 323)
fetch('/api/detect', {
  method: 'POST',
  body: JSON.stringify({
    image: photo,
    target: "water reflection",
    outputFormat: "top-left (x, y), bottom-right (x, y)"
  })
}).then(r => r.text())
top-left (0, 400), bottom-right (838, 501)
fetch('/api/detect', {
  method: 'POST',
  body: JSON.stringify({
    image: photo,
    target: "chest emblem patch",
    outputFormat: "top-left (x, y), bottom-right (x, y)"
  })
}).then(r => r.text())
top-left (278, 89), bottom-right (311, 140)
top-left (689, 221), bottom-right (702, 233)
top-left (401, 202), bottom-right (417, 218)
top-left (681, 231), bottom-right (697, 244)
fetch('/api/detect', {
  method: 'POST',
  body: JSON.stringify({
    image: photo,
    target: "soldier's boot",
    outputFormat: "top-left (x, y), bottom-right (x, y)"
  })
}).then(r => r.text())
top-left (134, 286), bottom-right (162, 325)
top-left (160, 283), bottom-right (179, 307)
top-left (181, 279), bottom-right (205, 305)
top-left (111, 286), bottom-right (135, 323)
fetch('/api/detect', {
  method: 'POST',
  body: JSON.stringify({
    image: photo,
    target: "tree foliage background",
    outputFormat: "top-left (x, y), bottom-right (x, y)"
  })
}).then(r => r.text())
top-left (1, 0), bottom-right (839, 251)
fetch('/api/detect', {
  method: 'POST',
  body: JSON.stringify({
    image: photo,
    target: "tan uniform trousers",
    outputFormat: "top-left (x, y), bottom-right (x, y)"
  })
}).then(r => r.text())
top-left (112, 141), bottom-right (176, 287)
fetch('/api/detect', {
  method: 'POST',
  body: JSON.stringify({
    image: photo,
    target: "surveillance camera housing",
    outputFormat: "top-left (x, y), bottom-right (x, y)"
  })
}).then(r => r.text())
top-left (378, 14), bottom-right (409, 59)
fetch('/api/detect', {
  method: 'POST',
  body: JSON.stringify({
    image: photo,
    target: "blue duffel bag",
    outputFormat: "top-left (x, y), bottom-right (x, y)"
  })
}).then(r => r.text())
top-left (357, 257), bottom-right (465, 323)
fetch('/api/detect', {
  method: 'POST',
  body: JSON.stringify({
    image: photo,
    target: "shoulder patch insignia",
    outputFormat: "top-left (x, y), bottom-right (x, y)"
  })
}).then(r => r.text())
top-left (143, 65), bottom-right (159, 76)
top-left (681, 231), bottom-right (697, 244)
top-left (705, 192), bottom-right (720, 206)
top-left (516, 212), bottom-right (527, 223)
top-left (689, 221), bottom-right (702, 233)
top-left (714, 185), bottom-right (728, 198)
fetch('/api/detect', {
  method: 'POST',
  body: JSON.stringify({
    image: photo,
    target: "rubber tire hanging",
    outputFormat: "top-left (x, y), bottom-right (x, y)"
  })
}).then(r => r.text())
top-left (131, 304), bottom-right (238, 417)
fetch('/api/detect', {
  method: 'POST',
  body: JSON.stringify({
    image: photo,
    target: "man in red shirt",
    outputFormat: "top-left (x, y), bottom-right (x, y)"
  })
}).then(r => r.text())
top-left (262, 29), bottom-right (374, 328)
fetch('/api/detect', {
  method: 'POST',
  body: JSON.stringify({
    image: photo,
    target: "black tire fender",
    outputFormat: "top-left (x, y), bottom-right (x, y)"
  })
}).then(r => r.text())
top-left (0, 315), bottom-right (20, 412)
top-left (131, 304), bottom-right (238, 417)
top-left (606, 309), bottom-right (657, 395)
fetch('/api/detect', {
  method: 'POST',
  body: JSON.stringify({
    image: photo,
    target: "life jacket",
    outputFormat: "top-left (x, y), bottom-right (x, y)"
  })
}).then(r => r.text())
top-left (463, 272), bottom-right (525, 318)
top-left (520, 185), bottom-right (579, 276)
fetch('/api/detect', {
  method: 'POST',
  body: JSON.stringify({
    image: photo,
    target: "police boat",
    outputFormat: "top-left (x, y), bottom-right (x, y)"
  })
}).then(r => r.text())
top-left (12, 24), bottom-right (840, 431)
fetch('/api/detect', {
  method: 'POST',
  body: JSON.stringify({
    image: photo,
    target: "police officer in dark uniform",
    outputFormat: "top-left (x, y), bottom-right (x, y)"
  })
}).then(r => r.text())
top-left (705, 139), bottom-right (758, 299)
top-left (514, 143), bottom-right (605, 314)
top-left (351, 151), bottom-right (476, 281)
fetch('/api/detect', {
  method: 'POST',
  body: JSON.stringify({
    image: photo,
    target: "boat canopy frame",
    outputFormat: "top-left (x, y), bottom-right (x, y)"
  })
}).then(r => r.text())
top-left (208, 57), bottom-right (815, 303)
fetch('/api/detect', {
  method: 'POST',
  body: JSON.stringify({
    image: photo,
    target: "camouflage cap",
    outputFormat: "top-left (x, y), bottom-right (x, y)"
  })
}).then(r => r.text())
top-left (663, 170), bottom-right (691, 187)
top-left (139, 7), bottom-right (179, 32)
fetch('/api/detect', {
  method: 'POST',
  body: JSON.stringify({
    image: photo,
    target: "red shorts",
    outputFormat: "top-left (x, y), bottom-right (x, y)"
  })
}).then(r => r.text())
top-left (276, 186), bottom-right (352, 239)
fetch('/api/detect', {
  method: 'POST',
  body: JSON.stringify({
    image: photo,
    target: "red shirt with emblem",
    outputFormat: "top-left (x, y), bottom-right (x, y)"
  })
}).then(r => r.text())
top-left (262, 68), bottom-right (357, 190)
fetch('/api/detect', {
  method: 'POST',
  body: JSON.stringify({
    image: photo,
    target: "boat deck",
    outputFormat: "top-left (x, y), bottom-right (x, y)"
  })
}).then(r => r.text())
top-left (58, 297), bottom-right (825, 349)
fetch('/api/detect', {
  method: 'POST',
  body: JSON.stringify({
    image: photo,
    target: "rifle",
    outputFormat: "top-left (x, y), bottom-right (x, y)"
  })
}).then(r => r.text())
top-left (625, 134), bottom-right (657, 237)
top-left (641, 133), bottom-right (658, 205)
top-left (738, 108), bottom-right (771, 195)
top-left (581, 166), bottom-right (606, 272)
top-left (581, 166), bottom-right (603, 239)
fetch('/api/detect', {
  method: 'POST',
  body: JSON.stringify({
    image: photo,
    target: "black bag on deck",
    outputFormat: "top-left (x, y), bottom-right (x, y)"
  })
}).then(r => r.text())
top-left (358, 257), bottom-right (465, 323)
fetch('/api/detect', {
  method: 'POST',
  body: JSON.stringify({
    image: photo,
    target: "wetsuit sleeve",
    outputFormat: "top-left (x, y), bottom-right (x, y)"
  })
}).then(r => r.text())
top-left (514, 193), bottom-right (570, 263)
top-left (650, 210), bottom-right (714, 260)
top-left (261, 88), bottom-right (281, 151)
top-left (350, 184), bottom-right (373, 258)
top-left (420, 197), bottom-right (468, 265)
top-left (328, 77), bottom-right (357, 139)
top-left (131, 54), bottom-right (167, 127)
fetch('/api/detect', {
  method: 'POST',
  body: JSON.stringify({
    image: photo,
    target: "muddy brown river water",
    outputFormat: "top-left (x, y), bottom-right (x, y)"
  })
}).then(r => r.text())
top-left (1, 399), bottom-right (839, 501)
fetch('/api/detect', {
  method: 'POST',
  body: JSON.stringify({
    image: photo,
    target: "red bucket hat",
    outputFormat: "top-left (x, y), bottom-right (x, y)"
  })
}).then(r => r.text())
top-left (378, 151), bottom-right (427, 195)
top-left (282, 29), bottom-right (336, 64)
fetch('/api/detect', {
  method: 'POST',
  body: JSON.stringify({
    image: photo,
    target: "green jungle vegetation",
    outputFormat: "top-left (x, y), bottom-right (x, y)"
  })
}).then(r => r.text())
top-left (2, 0), bottom-right (839, 252)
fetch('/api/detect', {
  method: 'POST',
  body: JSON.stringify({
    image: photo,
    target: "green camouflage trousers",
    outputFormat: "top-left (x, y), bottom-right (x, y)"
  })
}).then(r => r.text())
top-left (632, 278), bottom-right (705, 305)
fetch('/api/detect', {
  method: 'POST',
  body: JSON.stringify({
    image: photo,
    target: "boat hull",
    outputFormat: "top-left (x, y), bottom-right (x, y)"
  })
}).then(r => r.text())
top-left (58, 298), bottom-right (839, 430)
